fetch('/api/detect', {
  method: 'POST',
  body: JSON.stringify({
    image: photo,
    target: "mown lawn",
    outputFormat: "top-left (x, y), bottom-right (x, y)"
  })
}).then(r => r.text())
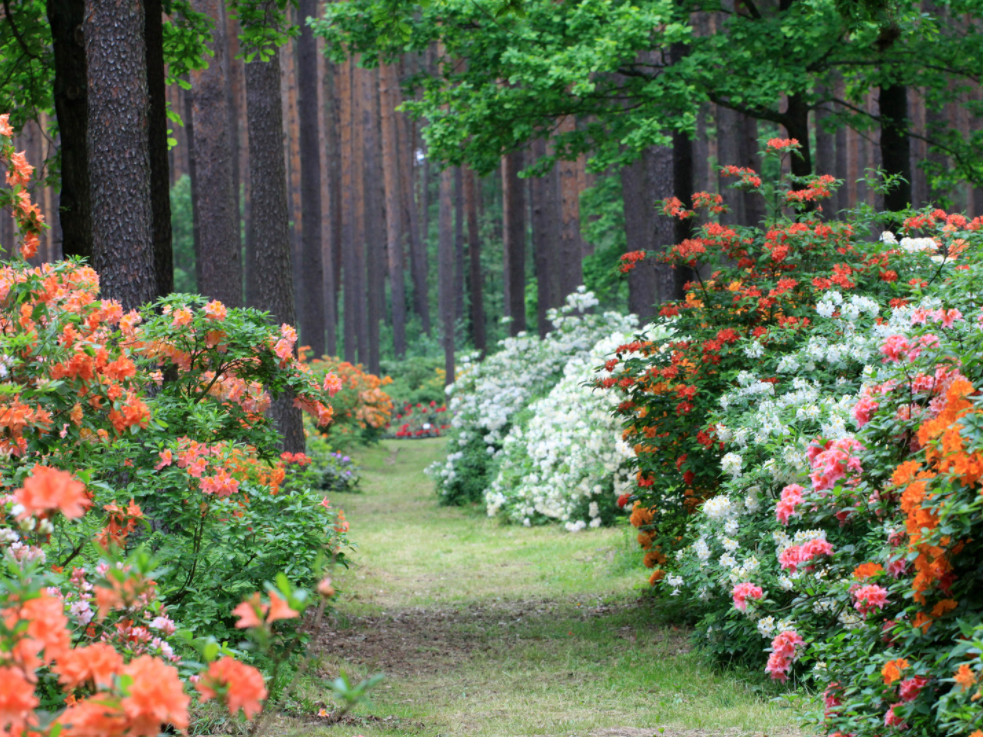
top-left (268, 438), bottom-right (806, 737)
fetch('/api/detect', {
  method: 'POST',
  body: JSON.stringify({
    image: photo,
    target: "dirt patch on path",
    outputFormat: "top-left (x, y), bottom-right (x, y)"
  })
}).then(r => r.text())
top-left (315, 597), bottom-right (686, 677)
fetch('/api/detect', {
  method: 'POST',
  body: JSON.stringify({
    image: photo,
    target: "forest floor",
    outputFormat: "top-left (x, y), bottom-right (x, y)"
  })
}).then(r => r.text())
top-left (270, 438), bottom-right (806, 737)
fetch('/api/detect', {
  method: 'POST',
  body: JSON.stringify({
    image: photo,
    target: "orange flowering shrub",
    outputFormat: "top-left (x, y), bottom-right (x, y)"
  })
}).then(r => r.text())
top-left (305, 354), bottom-right (394, 448)
top-left (0, 133), bottom-right (356, 735)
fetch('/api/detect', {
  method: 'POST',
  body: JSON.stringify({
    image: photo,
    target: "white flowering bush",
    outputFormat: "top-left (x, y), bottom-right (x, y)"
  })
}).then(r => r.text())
top-left (485, 322), bottom-right (674, 530)
top-left (430, 288), bottom-right (636, 505)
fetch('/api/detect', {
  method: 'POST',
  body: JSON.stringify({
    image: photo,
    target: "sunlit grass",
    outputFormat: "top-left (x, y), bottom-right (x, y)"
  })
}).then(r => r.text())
top-left (274, 438), bottom-right (805, 737)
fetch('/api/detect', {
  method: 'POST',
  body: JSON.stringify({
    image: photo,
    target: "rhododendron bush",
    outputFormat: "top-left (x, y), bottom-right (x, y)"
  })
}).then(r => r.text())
top-left (430, 287), bottom-right (636, 506)
top-left (607, 139), bottom-right (983, 737)
top-left (305, 354), bottom-right (394, 449)
top-left (486, 323), bottom-right (661, 530)
top-left (0, 132), bottom-right (355, 735)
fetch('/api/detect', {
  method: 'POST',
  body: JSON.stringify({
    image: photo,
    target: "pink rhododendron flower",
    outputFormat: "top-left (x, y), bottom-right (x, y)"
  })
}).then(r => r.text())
top-left (775, 484), bottom-right (804, 525)
top-left (765, 630), bottom-right (803, 682)
top-left (899, 676), bottom-right (929, 703)
top-left (852, 397), bottom-right (880, 428)
top-left (880, 335), bottom-right (911, 363)
top-left (731, 582), bottom-right (764, 612)
top-left (884, 704), bottom-right (908, 730)
top-left (853, 584), bottom-right (889, 615)
top-left (780, 539), bottom-right (833, 573)
top-left (809, 437), bottom-right (865, 491)
top-left (888, 557), bottom-right (908, 577)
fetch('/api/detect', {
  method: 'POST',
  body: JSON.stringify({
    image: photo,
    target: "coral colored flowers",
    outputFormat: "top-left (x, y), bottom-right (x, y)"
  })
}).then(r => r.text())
top-left (765, 630), bottom-right (804, 682)
top-left (14, 465), bottom-right (91, 519)
top-left (731, 582), bottom-right (764, 612)
top-left (196, 656), bottom-right (268, 718)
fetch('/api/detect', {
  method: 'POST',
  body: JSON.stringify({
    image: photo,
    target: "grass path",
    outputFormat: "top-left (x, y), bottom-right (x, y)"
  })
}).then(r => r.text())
top-left (289, 439), bottom-right (802, 737)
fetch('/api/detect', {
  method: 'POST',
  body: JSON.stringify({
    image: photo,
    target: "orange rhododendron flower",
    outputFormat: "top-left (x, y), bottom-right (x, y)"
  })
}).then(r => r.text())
top-left (14, 465), bottom-right (91, 519)
top-left (853, 562), bottom-right (884, 580)
top-left (120, 655), bottom-right (190, 736)
top-left (882, 658), bottom-right (910, 685)
top-left (232, 593), bottom-right (268, 629)
top-left (955, 663), bottom-right (978, 691)
top-left (53, 642), bottom-right (124, 690)
top-left (0, 666), bottom-right (39, 732)
top-left (56, 694), bottom-right (129, 737)
top-left (196, 657), bottom-right (267, 719)
top-left (266, 591), bottom-right (298, 623)
top-left (19, 592), bottom-right (72, 664)
top-left (931, 599), bottom-right (958, 617)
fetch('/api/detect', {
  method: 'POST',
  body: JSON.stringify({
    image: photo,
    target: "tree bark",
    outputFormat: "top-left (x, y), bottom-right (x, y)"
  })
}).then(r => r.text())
top-left (463, 165), bottom-right (485, 354)
top-left (454, 166), bottom-right (465, 320)
top-left (716, 105), bottom-right (745, 226)
top-left (501, 149), bottom-right (526, 334)
top-left (145, 0), bottom-right (172, 297)
top-left (352, 62), bottom-right (369, 365)
top-left (190, 0), bottom-right (242, 306)
top-left (439, 165), bottom-right (455, 383)
top-left (814, 87), bottom-right (836, 178)
top-left (339, 59), bottom-right (357, 363)
top-left (361, 64), bottom-right (382, 375)
top-left (379, 61), bottom-right (407, 358)
top-left (784, 93), bottom-right (812, 178)
top-left (297, 0), bottom-right (325, 355)
top-left (530, 137), bottom-right (559, 335)
top-left (623, 146), bottom-right (675, 320)
top-left (668, 130), bottom-right (695, 301)
top-left (319, 33), bottom-right (338, 356)
top-left (401, 106), bottom-right (430, 333)
top-left (244, 52), bottom-right (303, 452)
top-left (879, 84), bottom-right (912, 212)
top-left (47, 0), bottom-right (91, 260)
top-left (557, 116), bottom-right (583, 304)
top-left (85, 0), bottom-right (155, 310)
top-left (183, 81), bottom-right (201, 289)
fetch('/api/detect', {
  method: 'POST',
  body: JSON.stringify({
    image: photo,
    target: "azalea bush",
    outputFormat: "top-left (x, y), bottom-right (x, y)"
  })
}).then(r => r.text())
top-left (485, 322), bottom-right (652, 530)
top-left (607, 138), bottom-right (983, 737)
top-left (0, 133), bottom-right (359, 736)
top-left (305, 355), bottom-right (394, 449)
top-left (388, 401), bottom-right (450, 439)
top-left (430, 287), bottom-right (636, 506)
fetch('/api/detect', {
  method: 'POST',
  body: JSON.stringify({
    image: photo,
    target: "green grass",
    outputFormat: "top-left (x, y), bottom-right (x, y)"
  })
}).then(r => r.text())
top-left (274, 439), bottom-right (804, 737)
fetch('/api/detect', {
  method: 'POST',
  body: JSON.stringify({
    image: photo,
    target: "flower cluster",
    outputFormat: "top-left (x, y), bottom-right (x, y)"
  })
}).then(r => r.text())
top-left (485, 323), bottom-right (658, 530)
top-left (430, 288), bottom-right (636, 506)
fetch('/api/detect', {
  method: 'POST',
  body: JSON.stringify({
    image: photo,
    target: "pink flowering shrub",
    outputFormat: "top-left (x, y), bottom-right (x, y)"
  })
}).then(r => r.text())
top-left (620, 152), bottom-right (983, 737)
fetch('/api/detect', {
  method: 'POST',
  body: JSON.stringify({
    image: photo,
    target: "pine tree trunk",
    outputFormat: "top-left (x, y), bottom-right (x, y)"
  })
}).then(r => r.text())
top-left (145, 0), bottom-right (172, 297)
top-left (47, 0), bottom-right (91, 260)
top-left (402, 108), bottom-right (430, 333)
top-left (190, 0), bottom-right (242, 306)
top-left (741, 114), bottom-right (764, 226)
top-left (379, 61), bottom-right (407, 358)
top-left (184, 81), bottom-right (202, 289)
top-left (623, 146), bottom-right (674, 320)
top-left (361, 64), bottom-right (383, 374)
top-left (530, 137), bottom-right (558, 336)
top-left (880, 84), bottom-right (912, 212)
top-left (454, 166), bottom-right (465, 320)
top-left (463, 165), bottom-right (486, 354)
top-left (85, 0), bottom-right (155, 310)
top-left (784, 93), bottom-right (812, 178)
top-left (557, 117), bottom-right (583, 304)
top-left (439, 165), bottom-right (455, 383)
top-left (224, 4), bottom-right (242, 256)
top-left (501, 150), bottom-right (526, 334)
top-left (669, 130), bottom-right (695, 301)
top-left (244, 52), bottom-right (304, 452)
top-left (339, 59), bottom-right (357, 363)
top-left (352, 62), bottom-right (369, 365)
top-left (319, 34), bottom-right (338, 356)
top-left (814, 87), bottom-right (836, 179)
top-left (716, 105), bottom-right (746, 226)
top-left (297, 0), bottom-right (325, 356)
